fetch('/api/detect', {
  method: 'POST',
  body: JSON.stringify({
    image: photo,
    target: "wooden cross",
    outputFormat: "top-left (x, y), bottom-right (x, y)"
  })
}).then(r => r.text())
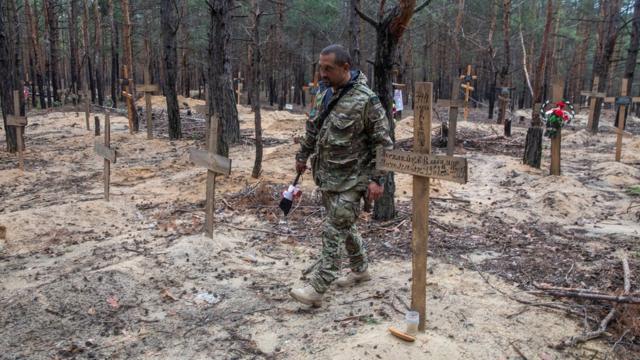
top-left (437, 79), bottom-right (465, 156)
top-left (119, 65), bottom-right (135, 134)
top-left (603, 78), bottom-right (640, 162)
top-left (459, 65), bottom-right (477, 121)
top-left (83, 79), bottom-right (91, 130)
top-left (189, 113), bottom-right (232, 238)
top-left (234, 71), bottom-right (244, 105)
top-left (377, 82), bottom-right (469, 332)
top-left (94, 112), bottom-right (116, 201)
top-left (580, 76), bottom-right (606, 130)
top-left (7, 90), bottom-right (27, 171)
top-left (549, 80), bottom-right (564, 176)
top-left (136, 67), bottom-right (159, 139)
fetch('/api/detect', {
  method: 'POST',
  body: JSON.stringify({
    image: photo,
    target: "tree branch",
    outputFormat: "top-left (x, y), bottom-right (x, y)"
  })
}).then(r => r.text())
top-left (355, 6), bottom-right (379, 28)
top-left (414, 0), bottom-right (432, 14)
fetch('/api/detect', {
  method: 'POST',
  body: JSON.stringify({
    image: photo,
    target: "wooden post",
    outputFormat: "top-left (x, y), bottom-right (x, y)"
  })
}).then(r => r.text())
top-left (602, 79), bottom-right (640, 162)
top-left (84, 84), bottom-right (90, 130)
top-left (7, 90), bottom-right (28, 171)
top-left (581, 76), bottom-right (606, 131)
top-left (437, 79), bottom-right (464, 156)
top-left (136, 66), bottom-right (159, 139)
top-left (120, 65), bottom-right (135, 134)
top-left (377, 82), bottom-right (469, 332)
top-left (94, 112), bottom-right (116, 201)
top-left (234, 71), bottom-right (244, 105)
top-left (189, 113), bottom-right (232, 238)
top-left (550, 81), bottom-right (564, 176)
top-left (412, 83), bottom-right (431, 331)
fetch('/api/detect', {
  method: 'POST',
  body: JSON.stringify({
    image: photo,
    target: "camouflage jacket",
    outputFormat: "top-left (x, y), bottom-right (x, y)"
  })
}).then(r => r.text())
top-left (296, 71), bottom-right (394, 192)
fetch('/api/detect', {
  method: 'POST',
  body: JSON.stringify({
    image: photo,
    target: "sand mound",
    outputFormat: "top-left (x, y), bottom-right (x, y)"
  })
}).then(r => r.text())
top-left (592, 161), bottom-right (640, 187)
top-left (135, 95), bottom-right (204, 110)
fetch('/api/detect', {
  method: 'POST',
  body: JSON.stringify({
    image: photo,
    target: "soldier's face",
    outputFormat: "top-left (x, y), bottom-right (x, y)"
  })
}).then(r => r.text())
top-left (319, 53), bottom-right (350, 88)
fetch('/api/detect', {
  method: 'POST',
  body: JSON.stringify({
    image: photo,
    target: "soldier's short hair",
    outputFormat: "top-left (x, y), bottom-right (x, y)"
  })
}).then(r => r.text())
top-left (320, 44), bottom-right (352, 67)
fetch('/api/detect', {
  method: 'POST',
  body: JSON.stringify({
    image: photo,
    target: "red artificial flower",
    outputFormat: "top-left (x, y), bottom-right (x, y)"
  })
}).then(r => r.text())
top-left (556, 101), bottom-right (566, 109)
top-left (563, 114), bottom-right (569, 121)
top-left (553, 109), bottom-right (564, 118)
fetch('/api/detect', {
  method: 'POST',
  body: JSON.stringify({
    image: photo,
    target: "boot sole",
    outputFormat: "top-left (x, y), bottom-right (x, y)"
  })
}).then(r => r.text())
top-left (289, 290), bottom-right (322, 307)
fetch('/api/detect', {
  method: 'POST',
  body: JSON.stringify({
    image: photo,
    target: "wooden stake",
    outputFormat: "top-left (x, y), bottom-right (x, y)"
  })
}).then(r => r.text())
top-left (615, 79), bottom-right (628, 162)
top-left (581, 76), bottom-right (606, 130)
top-left (11, 90), bottom-right (25, 171)
top-left (550, 81), bottom-right (564, 176)
top-left (104, 113), bottom-right (111, 201)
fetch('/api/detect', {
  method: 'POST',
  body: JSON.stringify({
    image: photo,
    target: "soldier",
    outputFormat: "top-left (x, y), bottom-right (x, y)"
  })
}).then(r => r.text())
top-left (290, 44), bottom-right (393, 306)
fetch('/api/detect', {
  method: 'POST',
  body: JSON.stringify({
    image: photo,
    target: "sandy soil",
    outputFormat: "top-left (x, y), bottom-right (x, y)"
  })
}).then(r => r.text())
top-left (0, 97), bottom-right (638, 359)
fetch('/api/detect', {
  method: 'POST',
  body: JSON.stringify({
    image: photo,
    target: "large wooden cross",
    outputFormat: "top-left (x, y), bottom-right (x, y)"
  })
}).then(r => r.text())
top-left (580, 76), bottom-right (606, 130)
top-left (94, 112), bottom-right (116, 201)
top-left (120, 65), bottom-right (135, 134)
top-left (137, 67), bottom-right (159, 140)
top-left (437, 79), bottom-right (465, 156)
top-left (7, 90), bottom-right (27, 171)
top-left (459, 65), bottom-right (477, 121)
top-left (603, 78), bottom-right (640, 162)
top-left (377, 82), bottom-right (469, 332)
top-left (549, 80), bottom-right (565, 176)
top-left (189, 114), bottom-right (232, 237)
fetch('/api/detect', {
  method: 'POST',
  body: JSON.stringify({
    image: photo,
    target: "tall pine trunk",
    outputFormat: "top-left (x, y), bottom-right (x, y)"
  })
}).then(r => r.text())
top-left (121, 0), bottom-right (139, 131)
top-left (108, 0), bottom-right (118, 108)
top-left (250, 0), bottom-right (262, 178)
top-left (207, 0), bottom-right (240, 156)
top-left (68, 0), bottom-right (80, 100)
top-left (94, 1), bottom-right (105, 106)
top-left (161, 0), bottom-right (182, 140)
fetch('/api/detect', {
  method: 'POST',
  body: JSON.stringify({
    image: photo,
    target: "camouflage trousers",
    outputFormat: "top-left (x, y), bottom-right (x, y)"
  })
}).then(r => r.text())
top-left (309, 189), bottom-right (368, 293)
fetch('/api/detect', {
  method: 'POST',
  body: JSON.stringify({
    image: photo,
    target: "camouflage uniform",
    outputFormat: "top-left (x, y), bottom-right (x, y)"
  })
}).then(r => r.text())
top-left (296, 71), bottom-right (393, 293)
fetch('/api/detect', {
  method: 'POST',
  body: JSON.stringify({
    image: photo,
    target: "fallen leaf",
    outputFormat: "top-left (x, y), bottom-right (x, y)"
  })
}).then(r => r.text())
top-left (107, 296), bottom-right (120, 309)
top-left (160, 289), bottom-right (178, 302)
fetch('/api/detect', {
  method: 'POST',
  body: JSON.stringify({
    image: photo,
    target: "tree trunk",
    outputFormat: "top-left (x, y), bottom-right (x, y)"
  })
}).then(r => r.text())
top-left (179, 0), bottom-right (190, 98)
top-left (523, 0), bottom-right (553, 168)
top-left (45, 0), bottom-right (60, 103)
top-left (1, 0), bottom-right (19, 151)
top-left (250, 0), bottom-right (262, 178)
top-left (497, 0), bottom-right (511, 125)
top-left (94, 1), bottom-right (105, 106)
top-left (486, 0), bottom-right (498, 119)
top-left (357, 0), bottom-right (426, 220)
top-left (162, 0), bottom-right (182, 140)
top-left (207, 0), bottom-right (240, 156)
top-left (121, 0), bottom-right (139, 131)
top-left (25, 0), bottom-right (46, 109)
top-left (590, 0), bottom-right (622, 133)
top-left (68, 0), bottom-right (80, 100)
top-left (107, 0), bottom-right (118, 108)
top-left (81, 0), bottom-right (96, 104)
top-left (349, 0), bottom-right (361, 70)
top-left (616, 0), bottom-right (640, 128)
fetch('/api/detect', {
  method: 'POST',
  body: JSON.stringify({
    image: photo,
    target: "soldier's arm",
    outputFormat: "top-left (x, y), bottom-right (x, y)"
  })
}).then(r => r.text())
top-left (295, 93), bottom-right (324, 163)
top-left (364, 95), bottom-right (394, 179)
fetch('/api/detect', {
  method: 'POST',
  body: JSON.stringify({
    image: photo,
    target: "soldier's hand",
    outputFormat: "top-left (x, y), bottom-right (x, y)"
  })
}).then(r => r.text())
top-left (367, 182), bottom-right (384, 202)
top-left (296, 161), bottom-right (308, 174)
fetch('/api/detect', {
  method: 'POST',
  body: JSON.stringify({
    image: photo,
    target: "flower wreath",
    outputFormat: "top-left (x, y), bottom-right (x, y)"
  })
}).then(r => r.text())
top-left (541, 100), bottom-right (575, 138)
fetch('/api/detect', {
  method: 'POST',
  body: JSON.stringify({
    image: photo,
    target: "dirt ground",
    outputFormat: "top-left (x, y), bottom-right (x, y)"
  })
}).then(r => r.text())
top-left (0, 97), bottom-right (638, 359)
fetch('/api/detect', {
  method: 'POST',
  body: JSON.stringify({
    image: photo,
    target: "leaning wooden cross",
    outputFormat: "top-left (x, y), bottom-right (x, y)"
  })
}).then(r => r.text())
top-left (377, 82), bottom-right (468, 332)
top-left (136, 67), bottom-right (159, 139)
top-left (94, 112), bottom-right (116, 201)
top-left (189, 114), bottom-right (232, 238)
top-left (603, 78), bottom-right (640, 162)
top-left (459, 65), bottom-right (477, 121)
top-left (437, 79), bottom-right (464, 156)
top-left (580, 76), bottom-right (606, 131)
top-left (7, 90), bottom-right (27, 171)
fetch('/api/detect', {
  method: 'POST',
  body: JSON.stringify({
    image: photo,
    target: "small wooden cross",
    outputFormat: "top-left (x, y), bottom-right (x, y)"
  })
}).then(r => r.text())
top-left (234, 71), bottom-right (244, 105)
top-left (437, 79), bottom-right (465, 156)
top-left (549, 80), bottom-right (564, 176)
top-left (603, 78), bottom-right (640, 162)
top-left (136, 67), bottom-right (159, 139)
top-left (120, 65), bottom-right (135, 134)
top-left (377, 82), bottom-right (468, 332)
top-left (189, 113), bottom-right (232, 238)
top-left (7, 90), bottom-right (27, 171)
top-left (580, 76), bottom-right (607, 130)
top-left (94, 112), bottom-right (117, 201)
top-left (459, 65), bottom-right (477, 121)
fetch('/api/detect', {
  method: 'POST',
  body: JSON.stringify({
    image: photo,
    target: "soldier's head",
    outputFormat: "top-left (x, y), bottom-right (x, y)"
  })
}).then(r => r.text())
top-left (319, 45), bottom-right (352, 89)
